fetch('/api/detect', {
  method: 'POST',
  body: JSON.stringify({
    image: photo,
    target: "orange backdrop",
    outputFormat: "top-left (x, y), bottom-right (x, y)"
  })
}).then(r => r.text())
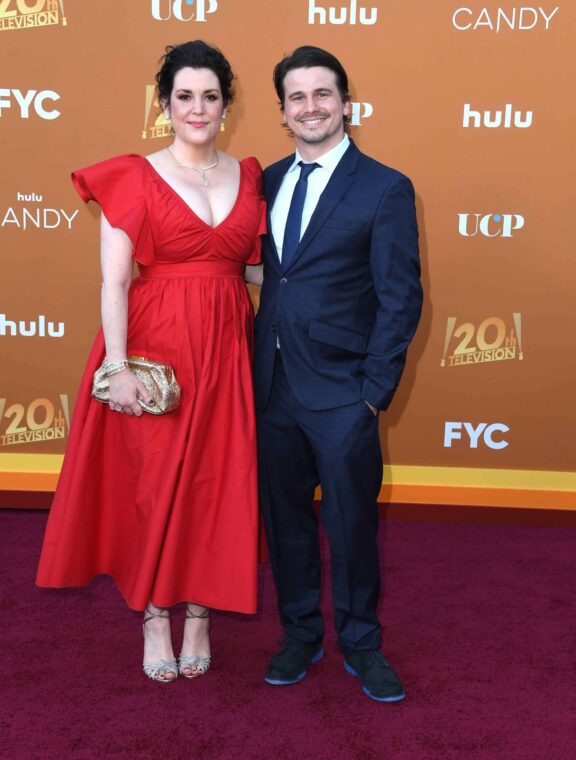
top-left (1, 0), bottom-right (574, 509)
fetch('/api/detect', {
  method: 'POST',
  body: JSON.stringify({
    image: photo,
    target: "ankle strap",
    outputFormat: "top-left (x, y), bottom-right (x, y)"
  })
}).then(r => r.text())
top-left (185, 604), bottom-right (209, 619)
top-left (143, 605), bottom-right (171, 625)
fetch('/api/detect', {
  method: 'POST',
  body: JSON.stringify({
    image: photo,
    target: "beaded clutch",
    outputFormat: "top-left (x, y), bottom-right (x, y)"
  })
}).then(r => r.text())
top-left (92, 356), bottom-right (181, 415)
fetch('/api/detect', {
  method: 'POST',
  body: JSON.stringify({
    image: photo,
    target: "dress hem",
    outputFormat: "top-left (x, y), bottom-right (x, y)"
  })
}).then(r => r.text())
top-left (36, 571), bottom-right (258, 615)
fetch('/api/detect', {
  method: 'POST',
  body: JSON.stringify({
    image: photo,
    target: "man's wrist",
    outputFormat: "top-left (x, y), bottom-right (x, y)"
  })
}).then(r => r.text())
top-left (364, 400), bottom-right (378, 416)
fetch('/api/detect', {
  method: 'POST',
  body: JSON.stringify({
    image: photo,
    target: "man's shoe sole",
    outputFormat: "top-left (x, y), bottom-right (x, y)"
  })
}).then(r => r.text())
top-left (264, 648), bottom-right (324, 685)
top-left (344, 660), bottom-right (406, 703)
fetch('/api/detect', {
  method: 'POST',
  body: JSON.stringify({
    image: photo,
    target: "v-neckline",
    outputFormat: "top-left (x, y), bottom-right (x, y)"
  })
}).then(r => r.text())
top-left (140, 154), bottom-right (245, 230)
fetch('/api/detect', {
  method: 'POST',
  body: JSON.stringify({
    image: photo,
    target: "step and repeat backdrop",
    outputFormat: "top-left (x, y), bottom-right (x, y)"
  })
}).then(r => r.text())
top-left (1, 1), bottom-right (574, 508)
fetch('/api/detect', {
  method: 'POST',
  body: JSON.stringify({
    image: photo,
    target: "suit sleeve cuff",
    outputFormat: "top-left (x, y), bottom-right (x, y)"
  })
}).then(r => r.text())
top-left (361, 378), bottom-right (395, 412)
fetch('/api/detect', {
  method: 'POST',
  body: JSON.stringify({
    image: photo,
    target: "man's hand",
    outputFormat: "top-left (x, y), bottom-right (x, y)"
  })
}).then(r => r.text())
top-left (364, 401), bottom-right (378, 416)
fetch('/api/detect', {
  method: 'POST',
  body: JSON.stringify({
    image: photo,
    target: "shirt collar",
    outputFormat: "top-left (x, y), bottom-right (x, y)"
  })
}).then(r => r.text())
top-left (287, 134), bottom-right (350, 173)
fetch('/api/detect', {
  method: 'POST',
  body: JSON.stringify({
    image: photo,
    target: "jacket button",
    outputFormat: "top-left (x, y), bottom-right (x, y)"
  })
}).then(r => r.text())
top-left (280, 277), bottom-right (288, 284)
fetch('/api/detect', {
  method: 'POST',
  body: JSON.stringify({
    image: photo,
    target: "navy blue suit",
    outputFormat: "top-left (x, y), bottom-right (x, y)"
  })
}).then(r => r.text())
top-left (255, 140), bottom-right (422, 653)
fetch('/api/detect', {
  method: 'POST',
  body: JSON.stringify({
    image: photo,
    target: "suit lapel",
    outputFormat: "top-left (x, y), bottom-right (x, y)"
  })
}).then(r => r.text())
top-left (264, 156), bottom-right (293, 266)
top-left (288, 142), bottom-right (360, 268)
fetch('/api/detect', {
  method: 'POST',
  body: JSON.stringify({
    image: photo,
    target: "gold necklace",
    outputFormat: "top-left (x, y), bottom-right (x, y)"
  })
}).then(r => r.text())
top-left (166, 145), bottom-right (219, 186)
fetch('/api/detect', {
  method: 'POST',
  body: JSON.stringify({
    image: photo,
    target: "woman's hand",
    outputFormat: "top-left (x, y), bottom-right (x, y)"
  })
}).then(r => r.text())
top-left (108, 369), bottom-right (153, 417)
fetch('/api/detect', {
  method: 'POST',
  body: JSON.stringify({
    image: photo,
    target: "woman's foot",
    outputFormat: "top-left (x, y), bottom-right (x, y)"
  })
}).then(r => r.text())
top-left (179, 603), bottom-right (211, 678)
top-left (142, 603), bottom-right (178, 682)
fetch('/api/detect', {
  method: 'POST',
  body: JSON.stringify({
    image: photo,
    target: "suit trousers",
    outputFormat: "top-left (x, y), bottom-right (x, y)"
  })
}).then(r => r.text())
top-left (257, 351), bottom-right (383, 654)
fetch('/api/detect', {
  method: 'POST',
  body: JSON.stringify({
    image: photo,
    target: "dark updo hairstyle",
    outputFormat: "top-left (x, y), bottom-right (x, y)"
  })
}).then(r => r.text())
top-left (156, 40), bottom-right (235, 110)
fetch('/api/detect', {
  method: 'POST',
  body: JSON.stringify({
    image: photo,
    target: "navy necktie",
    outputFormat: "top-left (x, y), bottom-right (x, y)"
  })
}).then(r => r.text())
top-left (282, 161), bottom-right (320, 267)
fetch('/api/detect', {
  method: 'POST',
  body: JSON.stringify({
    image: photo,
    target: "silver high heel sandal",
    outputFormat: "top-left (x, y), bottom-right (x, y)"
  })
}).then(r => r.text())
top-left (178, 605), bottom-right (211, 679)
top-left (142, 605), bottom-right (178, 683)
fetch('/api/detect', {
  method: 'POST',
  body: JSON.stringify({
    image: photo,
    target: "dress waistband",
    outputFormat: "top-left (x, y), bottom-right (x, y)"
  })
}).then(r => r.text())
top-left (138, 261), bottom-right (245, 279)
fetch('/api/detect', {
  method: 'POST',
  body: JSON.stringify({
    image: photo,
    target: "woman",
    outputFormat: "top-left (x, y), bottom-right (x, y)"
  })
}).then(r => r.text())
top-left (36, 41), bottom-right (265, 682)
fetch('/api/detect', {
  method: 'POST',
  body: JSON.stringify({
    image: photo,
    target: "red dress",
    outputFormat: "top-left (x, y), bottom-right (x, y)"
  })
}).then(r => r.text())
top-left (36, 154), bottom-right (265, 613)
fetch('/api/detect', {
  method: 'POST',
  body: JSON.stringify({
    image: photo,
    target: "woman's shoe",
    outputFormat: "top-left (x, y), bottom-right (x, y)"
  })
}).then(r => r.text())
top-left (142, 605), bottom-right (178, 683)
top-left (178, 605), bottom-right (211, 679)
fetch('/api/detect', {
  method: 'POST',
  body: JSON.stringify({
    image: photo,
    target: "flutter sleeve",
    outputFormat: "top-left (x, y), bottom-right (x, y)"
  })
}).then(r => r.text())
top-left (243, 157), bottom-right (267, 265)
top-left (71, 154), bottom-right (154, 265)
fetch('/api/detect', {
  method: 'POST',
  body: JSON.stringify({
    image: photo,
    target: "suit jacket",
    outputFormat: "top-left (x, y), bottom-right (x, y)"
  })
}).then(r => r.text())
top-left (254, 140), bottom-right (422, 412)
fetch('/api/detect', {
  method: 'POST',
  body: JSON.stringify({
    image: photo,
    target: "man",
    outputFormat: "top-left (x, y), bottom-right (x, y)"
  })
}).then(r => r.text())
top-left (254, 46), bottom-right (422, 702)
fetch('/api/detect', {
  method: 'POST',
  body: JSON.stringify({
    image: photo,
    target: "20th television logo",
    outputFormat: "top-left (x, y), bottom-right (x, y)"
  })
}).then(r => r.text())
top-left (441, 314), bottom-right (523, 368)
top-left (0, 395), bottom-right (69, 447)
top-left (142, 85), bottom-right (172, 140)
top-left (0, 0), bottom-right (66, 31)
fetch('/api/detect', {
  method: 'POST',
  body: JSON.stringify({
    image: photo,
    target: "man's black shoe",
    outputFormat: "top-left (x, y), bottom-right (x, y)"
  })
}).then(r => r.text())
top-left (344, 650), bottom-right (406, 702)
top-left (265, 639), bottom-right (324, 685)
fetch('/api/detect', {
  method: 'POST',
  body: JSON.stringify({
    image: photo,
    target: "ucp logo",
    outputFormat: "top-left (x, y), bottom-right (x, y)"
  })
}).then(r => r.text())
top-left (444, 422), bottom-right (510, 449)
top-left (0, 89), bottom-right (60, 119)
top-left (349, 102), bottom-right (373, 126)
top-left (150, 0), bottom-right (217, 22)
top-left (458, 214), bottom-right (525, 237)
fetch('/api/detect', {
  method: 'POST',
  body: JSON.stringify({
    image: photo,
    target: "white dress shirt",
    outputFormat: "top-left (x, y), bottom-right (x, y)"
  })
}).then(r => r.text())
top-left (271, 135), bottom-right (350, 262)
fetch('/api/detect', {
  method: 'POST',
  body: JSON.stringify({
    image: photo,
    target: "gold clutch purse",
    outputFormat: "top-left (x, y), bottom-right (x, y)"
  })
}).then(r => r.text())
top-left (92, 356), bottom-right (181, 415)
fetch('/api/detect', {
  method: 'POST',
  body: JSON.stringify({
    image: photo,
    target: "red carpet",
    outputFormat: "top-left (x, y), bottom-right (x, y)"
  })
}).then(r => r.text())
top-left (1, 509), bottom-right (575, 759)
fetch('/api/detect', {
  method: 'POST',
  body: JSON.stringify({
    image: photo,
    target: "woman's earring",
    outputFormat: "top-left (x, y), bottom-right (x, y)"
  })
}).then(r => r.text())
top-left (220, 111), bottom-right (227, 132)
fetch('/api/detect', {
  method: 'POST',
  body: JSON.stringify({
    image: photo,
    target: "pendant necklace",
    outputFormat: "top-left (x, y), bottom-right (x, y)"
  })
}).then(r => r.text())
top-left (167, 145), bottom-right (219, 186)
